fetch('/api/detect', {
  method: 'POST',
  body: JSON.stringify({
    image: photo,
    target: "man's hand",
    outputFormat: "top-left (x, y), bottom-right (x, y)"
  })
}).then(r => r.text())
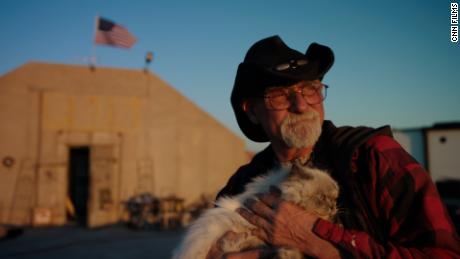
top-left (206, 231), bottom-right (239, 259)
top-left (237, 186), bottom-right (340, 259)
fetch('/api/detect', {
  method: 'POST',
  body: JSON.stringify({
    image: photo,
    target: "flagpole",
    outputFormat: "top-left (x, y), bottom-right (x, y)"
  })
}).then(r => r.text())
top-left (91, 13), bottom-right (99, 68)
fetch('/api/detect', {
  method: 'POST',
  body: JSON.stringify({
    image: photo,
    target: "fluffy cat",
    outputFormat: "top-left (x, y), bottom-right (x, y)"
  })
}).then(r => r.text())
top-left (172, 163), bottom-right (339, 259)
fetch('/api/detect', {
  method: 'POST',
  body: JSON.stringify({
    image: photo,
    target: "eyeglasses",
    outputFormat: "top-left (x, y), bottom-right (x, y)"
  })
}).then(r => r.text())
top-left (262, 83), bottom-right (328, 110)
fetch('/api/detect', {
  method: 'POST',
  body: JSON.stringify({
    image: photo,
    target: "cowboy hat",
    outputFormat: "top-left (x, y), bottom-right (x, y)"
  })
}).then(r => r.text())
top-left (231, 35), bottom-right (335, 142)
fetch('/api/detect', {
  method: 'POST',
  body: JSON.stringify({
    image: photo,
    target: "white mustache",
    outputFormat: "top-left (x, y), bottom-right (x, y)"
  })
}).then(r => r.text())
top-left (285, 110), bottom-right (319, 125)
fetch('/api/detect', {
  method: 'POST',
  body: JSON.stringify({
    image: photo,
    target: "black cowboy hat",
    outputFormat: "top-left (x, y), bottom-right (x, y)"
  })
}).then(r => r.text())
top-left (231, 35), bottom-right (334, 142)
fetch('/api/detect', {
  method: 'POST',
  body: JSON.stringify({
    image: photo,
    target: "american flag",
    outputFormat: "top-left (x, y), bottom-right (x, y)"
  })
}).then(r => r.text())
top-left (94, 17), bottom-right (136, 49)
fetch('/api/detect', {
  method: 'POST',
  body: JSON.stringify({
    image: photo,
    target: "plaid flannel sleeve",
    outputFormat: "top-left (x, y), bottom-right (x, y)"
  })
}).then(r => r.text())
top-left (312, 135), bottom-right (460, 258)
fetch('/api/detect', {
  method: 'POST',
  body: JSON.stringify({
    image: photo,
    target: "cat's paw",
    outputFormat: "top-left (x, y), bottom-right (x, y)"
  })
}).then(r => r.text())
top-left (219, 231), bottom-right (264, 253)
top-left (275, 247), bottom-right (304, 259)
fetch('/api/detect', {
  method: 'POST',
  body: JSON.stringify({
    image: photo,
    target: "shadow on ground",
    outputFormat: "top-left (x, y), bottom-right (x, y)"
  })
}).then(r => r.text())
top-left (0, 224), bottom-right (184, 259)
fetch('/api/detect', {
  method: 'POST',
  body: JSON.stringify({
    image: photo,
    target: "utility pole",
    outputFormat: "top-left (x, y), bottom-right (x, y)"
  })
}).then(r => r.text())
top-left (144, 52), bottom-right (153, 73)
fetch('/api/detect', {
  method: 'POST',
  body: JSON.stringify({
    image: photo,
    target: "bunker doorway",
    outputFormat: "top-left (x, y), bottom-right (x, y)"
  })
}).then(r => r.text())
top-left (68, 147), bottom-right (90, 226)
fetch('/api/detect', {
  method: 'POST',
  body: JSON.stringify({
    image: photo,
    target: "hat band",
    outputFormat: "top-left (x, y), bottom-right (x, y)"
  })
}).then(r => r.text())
top-left (275, 59), bottom-right (309, 71)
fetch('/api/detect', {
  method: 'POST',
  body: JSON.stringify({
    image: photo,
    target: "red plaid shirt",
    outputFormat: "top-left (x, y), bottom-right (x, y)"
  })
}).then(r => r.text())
top-left (217, 122), bottom-right (460, 258)
top-left (312, 135), bottom-right (460, 258)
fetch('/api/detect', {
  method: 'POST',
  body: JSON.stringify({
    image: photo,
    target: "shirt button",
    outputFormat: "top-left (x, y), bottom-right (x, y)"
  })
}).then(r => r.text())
top-left (351, 235), bottom-right (357, 247)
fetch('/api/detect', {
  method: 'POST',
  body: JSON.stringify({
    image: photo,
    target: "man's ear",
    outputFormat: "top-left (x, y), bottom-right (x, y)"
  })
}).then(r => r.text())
top-left (242, 101), bottom-right (259, 124)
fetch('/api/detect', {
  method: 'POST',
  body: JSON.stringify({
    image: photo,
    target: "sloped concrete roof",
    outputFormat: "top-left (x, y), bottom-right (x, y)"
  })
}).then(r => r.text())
top-left (0, 61), bottom-right (243, 142)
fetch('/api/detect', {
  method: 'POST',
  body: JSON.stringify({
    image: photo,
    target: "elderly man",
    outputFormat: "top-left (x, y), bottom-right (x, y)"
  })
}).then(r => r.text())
top-left (208, 36), bottom-right (460, 258)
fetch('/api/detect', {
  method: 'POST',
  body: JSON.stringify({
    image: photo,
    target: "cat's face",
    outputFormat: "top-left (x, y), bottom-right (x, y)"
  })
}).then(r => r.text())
top-left (283, 165), bottom-right (339, 221)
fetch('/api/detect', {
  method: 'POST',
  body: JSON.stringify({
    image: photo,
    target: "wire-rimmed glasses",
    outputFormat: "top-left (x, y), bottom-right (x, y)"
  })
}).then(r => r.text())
top-left (263, 83), bottom-right (328, 110)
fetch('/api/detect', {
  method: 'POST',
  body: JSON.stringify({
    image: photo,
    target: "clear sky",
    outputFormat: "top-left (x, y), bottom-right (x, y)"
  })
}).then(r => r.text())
top-left (1, 0), bottom-right (459, 151)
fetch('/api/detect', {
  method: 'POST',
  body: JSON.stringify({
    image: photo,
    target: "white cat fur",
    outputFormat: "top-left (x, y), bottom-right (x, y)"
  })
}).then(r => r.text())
top-left (172, 164), bottom-right (339, 259)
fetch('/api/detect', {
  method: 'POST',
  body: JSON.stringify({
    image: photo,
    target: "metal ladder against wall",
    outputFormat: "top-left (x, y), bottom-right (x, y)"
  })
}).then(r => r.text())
top-left (137, 159), bottom-right (155, 194)
top-left (8, 158), bottom-right (36, 225)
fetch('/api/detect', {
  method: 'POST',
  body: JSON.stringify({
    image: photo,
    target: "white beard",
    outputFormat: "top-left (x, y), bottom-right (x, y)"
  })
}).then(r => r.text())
top-left (280, 110), bottom-right (322, 149)
top-left (172, 164), bottom-right (339, 259)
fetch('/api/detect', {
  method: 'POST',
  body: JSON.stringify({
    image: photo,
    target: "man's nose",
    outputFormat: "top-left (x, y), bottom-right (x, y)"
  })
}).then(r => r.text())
top-left (289, 92), bottom-right (309, 113)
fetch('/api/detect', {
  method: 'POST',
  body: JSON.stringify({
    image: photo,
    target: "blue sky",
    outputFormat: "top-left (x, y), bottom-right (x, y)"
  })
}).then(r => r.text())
top-left (1, 0), bottom-right (459, 151)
